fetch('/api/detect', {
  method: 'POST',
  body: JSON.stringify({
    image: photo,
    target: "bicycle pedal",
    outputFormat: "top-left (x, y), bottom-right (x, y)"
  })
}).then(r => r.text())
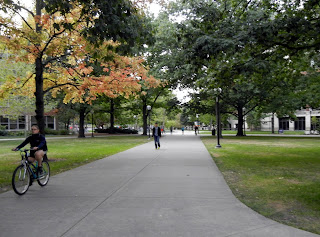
top-left (38, 174), bottom-right (45, 180)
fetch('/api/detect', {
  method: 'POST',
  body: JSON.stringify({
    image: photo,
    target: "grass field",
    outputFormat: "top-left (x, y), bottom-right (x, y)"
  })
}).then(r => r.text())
top-left (199, 130), bottom-right (306, 135)
top-left (2, 134), bottom-right (320, 234)
top-left (0, 136), bottom-right (148, 192)
top-left (201, 136), bottom-right (320, 234)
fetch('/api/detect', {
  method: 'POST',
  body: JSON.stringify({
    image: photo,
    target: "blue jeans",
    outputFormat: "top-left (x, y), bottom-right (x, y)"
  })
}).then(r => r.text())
top-left (154, 136), bottom-right (160, 148)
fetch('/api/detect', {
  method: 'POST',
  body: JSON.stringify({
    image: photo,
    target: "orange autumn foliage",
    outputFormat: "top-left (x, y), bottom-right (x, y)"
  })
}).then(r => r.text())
top-left (0, 4), bottom-right (162, 103)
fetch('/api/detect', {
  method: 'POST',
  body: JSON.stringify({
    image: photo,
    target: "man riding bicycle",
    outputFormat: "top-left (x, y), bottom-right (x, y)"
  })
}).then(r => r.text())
top-left (12, 125), bottom-right (47, 176)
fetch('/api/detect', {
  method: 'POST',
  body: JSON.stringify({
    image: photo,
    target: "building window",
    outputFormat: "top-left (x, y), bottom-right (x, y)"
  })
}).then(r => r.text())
top-left (279, 118), bottom-right (289, 130)
top-left (31, 116), bottom-right (55, 129)
top-left (0, 116), bottom-right (9, 129)
top-left (31, 116), bottom-right (37, 126)
top-left (294, 117), bottom-right (305, 130)
top-left (18, 116), bottom-right (26, 129)
top-left (311, 116), bottom-right (320, 130)
top-left (0, 115), bottom-right (55, 130)
top-left (9, 118), bottom-right (17, 129)
top-left (46, 116), bottom-right (55, 129)
top-left (0, 116), bottom-right (26, 130)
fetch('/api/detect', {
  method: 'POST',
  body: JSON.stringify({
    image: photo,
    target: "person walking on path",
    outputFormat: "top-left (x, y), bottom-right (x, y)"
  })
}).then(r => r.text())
top-left (181, 126), bottom-right (185, 135)
top-left (195, 125), bottom-right (198, 135)
top-left (152, 122), bottom-right (161, 149)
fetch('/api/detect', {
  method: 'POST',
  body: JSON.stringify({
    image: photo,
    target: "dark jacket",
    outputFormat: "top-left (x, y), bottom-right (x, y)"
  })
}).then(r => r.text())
top-left (152, 127), bottom-right (161, 137)
top-left (17, 134), bottom-right (48, 151)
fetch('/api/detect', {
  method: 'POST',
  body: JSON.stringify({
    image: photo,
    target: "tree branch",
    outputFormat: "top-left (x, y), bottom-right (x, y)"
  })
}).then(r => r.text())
top-left (43, 82), bottom-right (79, 94)
top-left (13, 6), bottom-right (35, 30)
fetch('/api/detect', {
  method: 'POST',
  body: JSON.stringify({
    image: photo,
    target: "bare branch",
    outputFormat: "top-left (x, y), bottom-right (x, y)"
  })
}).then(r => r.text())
top-left (43, 82), bottom-right (80, 94)
top-left (9, 4), bottom-right (35, 30)
top-left (21, 73), bottom-right (35, 88)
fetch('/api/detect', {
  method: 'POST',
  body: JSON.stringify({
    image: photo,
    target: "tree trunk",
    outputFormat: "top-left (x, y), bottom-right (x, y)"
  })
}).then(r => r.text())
top-left (271, 112), bottom-right (275, 134)
top-left (142, 101), bottom-right (148, 135)
top-left (66, 118), bottom-right (70, 131)
top-left (35, 57), bottom-right (45, 134)
top-left (78, 104), bottom-right (86, 138)
top-left (110, 99), bottom-right (115, 129)
top-left (34, 0), bottom-right (45, 134)
top-left (236, 106), bottom-right (244, 136)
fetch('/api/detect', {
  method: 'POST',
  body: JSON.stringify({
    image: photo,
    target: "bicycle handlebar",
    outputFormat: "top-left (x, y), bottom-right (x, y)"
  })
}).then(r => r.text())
top-left (13, 147), bottom-right (36, 152)
top-left (13, 148), bottom-right (34, 152)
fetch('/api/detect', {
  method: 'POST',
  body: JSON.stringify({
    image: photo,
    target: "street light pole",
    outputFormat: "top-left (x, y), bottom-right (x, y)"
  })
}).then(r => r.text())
top-left (196, 114), bottom-right (199, 135)
top-left (243, 107), bottom-right (246, 136)
top-left (214, 88), bottom-right (222, 148)
top-left (133, 115), bottom-right (137, 130)
top-left (147, 105), bottom-right (151, 139)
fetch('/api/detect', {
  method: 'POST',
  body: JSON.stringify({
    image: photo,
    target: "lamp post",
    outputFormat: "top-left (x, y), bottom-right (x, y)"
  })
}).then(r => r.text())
top-left (91, 110), bottom-right (94, 138)
top-left (147, 105), bottom-right (151, 139)
top-left (214, 88), bottom-right (222, 148)
top-left (309, 107), bottom-right (312, 134)
top-left (243, 107), bottom-right (246, 136)
top-left (196, 114), bottom-right (200, 134)
top-left (133, 115), bottom-right (137, 130)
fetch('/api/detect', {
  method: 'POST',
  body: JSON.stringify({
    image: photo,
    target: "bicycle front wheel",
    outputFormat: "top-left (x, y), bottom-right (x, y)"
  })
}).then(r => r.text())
top-left (12, 165), bottom-right (30, 195)
top-left (37, 161), bottom-right (50, 186)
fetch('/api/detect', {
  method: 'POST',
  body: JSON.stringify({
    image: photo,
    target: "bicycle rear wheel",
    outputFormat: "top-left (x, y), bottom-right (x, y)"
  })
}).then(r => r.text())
top-left (12, 165), bottom-right (30, 195)
top-left (37, 161), bottom-right (50, 186)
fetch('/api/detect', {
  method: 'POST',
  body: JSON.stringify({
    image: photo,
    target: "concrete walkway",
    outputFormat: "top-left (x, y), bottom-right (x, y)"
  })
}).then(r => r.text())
top-left (0, 132), bottom-right (318, 237)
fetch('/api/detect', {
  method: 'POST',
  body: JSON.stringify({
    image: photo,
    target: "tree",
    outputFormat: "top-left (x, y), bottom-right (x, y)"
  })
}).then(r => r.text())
top-left (0, 0), bottom-right (156, 134)
top-left (55, 101), bottom-right (77, 131)
top-left (0, 51), bottom-right (35, 119)
top-left (0, 45), bottom-right (56, 133)
top-left (153, 0), bottom-right (320, 135)
top-left (60, 47), bottom-right (161, 137)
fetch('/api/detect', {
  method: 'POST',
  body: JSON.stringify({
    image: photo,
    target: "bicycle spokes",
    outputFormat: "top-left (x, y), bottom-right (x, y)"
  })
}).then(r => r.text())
top-left (12, 165), bottom-right (30, 195)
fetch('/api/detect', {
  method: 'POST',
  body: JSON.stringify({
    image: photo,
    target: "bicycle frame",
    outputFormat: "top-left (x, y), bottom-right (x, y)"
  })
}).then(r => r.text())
top-left (19, 149), bottom-right (38, 179)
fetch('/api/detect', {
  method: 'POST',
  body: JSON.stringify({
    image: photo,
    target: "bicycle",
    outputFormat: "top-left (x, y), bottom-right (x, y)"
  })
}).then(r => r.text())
top-left (12, 149), bottom-right (50, 195)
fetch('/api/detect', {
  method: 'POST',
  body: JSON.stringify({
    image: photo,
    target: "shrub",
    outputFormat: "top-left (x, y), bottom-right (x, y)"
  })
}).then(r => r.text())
top-left (7, 131), bottom-right (26, 136)
top-left (58, 129), bottom-right (69, 135)
top-left (122, 128), bottom-right (138, 134)
top-left (95, 127), bottom-right (138, 134)
top-left (45, 128), bottom-right (70, 135)
top-left (44, 128), bottom-right (60, 135)
top-left (0, 125), bottom-right (8, 136)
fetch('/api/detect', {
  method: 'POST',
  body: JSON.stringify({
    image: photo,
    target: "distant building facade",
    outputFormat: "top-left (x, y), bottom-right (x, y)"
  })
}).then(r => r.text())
top-left (0, 114), bottom-right (57, 131)
top-left (260, 108), bottom-right (320, 134)
top-left (228, 108), bottom-right (320, 134)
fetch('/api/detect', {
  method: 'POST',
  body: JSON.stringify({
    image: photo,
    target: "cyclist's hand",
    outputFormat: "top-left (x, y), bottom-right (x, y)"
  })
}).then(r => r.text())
top-left (12, 148), bottom-right (18, 151)
top-left (31, 147), bottom-right (38, 150)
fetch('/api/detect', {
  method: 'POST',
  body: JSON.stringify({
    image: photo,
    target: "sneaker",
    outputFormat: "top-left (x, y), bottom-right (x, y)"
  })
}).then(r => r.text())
top-left (37, 167), bottom-right (44, 177)
top-left (29, 176), bottom-right (33, 186)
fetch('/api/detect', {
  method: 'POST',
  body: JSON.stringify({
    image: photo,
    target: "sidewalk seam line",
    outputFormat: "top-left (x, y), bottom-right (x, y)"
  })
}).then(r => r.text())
top-left (223, 223), bottom-right (280, 237)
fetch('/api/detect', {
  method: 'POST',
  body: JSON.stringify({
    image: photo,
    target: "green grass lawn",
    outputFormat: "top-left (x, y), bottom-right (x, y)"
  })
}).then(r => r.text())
top-left (201, 136), bottom-right (320, 234)
top-left (0, 136), bottom-right (148, 192)
top-left (199, 130), bottom-right (306, 135)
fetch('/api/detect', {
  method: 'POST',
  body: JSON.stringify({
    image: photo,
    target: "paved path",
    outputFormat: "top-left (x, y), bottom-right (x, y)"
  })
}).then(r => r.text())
top-left (0, 132), bottom-right (318, 237)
